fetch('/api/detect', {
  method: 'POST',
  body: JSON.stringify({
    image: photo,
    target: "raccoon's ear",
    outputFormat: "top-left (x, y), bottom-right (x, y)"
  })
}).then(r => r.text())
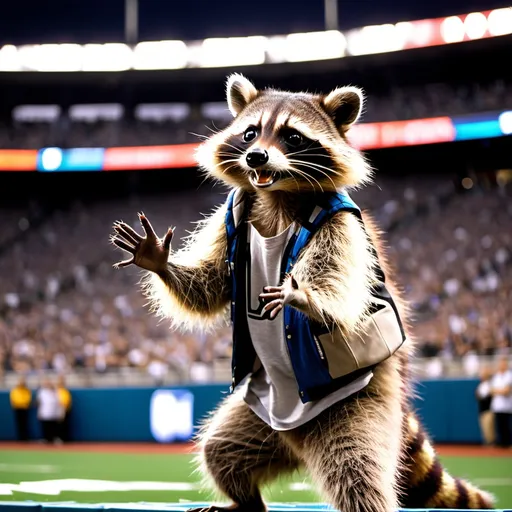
top-left (322, 86), bottom-right (364, 130)
top-left (226, 73), bottom-right (258, 117)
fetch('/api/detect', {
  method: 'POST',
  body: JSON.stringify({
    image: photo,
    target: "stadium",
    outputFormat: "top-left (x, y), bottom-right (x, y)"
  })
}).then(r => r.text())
top-left (0, 1), bottom-right (511, 511)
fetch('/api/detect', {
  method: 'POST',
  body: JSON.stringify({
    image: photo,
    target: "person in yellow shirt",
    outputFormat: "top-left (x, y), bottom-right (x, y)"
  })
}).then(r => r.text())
top-left (56, 375), bottom-right (72, 442)
top-left (10, 376), bottom-right (32, 441)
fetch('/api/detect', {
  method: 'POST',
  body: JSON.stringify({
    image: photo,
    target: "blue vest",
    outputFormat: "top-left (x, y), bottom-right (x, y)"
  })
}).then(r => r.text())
top-left (225, 189), bottom-right (404, 404)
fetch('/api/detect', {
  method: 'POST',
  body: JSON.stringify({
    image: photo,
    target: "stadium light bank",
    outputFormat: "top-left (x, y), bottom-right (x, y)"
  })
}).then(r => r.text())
top-left (0, 7), bottom-right (510, 72)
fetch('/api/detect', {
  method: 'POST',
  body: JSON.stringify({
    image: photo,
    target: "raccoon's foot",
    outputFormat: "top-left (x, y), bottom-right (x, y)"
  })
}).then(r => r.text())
top-left (187, 502), bottom-right (265, 512)
top-left (259, 275), bottom-right (308, 318)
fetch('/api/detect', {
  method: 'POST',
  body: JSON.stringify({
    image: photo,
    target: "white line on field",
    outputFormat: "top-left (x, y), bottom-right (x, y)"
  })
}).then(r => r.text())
top-left (0, 480), bottom-right (200, 496)
top-left (1, 477), bottom-right (510, 498)
top-left (0, 463), bottom-right (59, 474)
top-left (288, 483), bottom-right (313, 491)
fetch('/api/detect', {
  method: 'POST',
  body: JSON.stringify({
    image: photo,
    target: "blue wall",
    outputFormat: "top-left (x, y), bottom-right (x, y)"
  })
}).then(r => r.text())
top-left (0, 379), bottom-right (483, 443)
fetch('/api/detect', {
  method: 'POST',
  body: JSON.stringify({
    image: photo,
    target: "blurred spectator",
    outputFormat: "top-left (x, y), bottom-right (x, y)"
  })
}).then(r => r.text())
top-left (490, 357), bottom-right (512, 448)
top-left (36, 378), bottom-right (63, 444)
top-left (475, 367), bottom-right (495, 446)
top-left (1, 79), bottom-right (511, 150)
top-left (0, 174), bottom-right (510, 380)
top-left (56, 375), bottom-right (72, 442)
top-left (9, 376), bottom-right (32, 441)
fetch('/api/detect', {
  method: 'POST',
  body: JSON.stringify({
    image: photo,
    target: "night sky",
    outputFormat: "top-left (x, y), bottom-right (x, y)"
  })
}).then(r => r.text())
top-left (1, 0), bottom-right (509, 45)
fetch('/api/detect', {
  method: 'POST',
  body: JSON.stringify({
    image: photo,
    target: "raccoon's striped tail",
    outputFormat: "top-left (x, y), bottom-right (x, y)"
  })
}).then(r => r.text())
top-left (399, 413), bottom-right (495, 509)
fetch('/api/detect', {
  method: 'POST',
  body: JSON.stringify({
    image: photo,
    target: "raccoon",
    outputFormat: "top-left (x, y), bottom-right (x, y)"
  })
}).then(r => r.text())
top-left (111, 74), bottom-right (495, 512)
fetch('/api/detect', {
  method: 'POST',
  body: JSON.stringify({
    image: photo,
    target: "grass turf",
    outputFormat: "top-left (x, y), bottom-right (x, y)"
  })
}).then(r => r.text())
top-left (0, 450), bottom-right (511, 507)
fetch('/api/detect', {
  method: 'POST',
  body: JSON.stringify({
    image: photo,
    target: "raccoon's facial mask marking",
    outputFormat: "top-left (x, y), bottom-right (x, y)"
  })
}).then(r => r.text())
top-left (222, 119), bottom-right (332, 191)
top-left (238, 124), bottom-right (314, 189)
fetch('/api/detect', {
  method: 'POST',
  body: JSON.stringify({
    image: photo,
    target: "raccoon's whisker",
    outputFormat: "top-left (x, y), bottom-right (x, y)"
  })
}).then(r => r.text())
top-left (288, 158), bottom-right (343, 179)
top-left (211, 121), bottom-right (224, 133)
top-left (197, 169), bottom-right (213, 188)
top-left (216, 152), bottom-right (242, 158)
top-left (219, 142), bottom-right (244, 154)
top-left (205, 125), bottom-right (220, 135)
top-left (285, 140), bottom-right (322, 157)
top-left (221, 163), bottom-right (239, 175)
top-left (284, 171), bottom-right (301, 192)
top-left (289, 166), bottom-right (324, 193)
top-left (216, 161), bottom-right (241, 169)
top-left (289, 161), bottom-right (337, 190)
top-left (189, 132), bottom-right (211, 140)
top-left (288, 158), bottom-right (342, 175)
top-left (290, 153), bottom-right (336, 161)
top-left (210, 159), bottom-right (241, 171)
top-left (297, 163), bottom-right (337, 190)
top-left (288, 168), bottom-right (315, 191)
top-left (286, 145), bottom-right (323, 158)
top-left (287, 156), bottom-right (343, 179)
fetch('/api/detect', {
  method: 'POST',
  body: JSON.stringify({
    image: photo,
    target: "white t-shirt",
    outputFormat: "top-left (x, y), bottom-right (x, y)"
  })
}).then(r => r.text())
top-left (243, 222), bottom-right (372, 431)
top-left (37, 388), bottom-right (63, 420)
top-left (490, 370), bottom-right (512, 413)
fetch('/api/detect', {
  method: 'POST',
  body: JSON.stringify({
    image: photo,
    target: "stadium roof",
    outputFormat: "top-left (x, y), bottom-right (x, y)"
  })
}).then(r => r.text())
top-left (1, 0), bottom-right (510, 44)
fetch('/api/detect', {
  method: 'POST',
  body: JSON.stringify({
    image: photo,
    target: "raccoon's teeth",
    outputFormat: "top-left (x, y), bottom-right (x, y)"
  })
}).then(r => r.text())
top-left (250, 170), bottom-right (277, 188)
top-left (252, 170), bottom-right (275, 187)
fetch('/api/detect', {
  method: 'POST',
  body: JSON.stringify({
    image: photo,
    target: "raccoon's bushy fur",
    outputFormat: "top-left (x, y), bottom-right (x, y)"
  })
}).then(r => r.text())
top-left (139, 74), bottom-right (495, 512)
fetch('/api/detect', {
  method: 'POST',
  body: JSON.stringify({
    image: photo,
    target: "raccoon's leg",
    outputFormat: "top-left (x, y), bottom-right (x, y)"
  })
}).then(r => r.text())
top-left (190, 392), bottom-right (300, 512)
top-left (398, 413), bottom-right (495, 509)
top-left (282, 355), bottom-right (405, 512)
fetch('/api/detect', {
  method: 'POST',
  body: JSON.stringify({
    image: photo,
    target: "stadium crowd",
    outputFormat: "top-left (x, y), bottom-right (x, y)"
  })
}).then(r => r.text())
top-left (0, 171), bottom-right (511, 382)
top-left (0, 79), bottom-right (511, 150)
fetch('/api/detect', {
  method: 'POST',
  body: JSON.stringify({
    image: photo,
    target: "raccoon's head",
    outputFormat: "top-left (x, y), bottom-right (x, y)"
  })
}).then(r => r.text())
top-left (196, 73), bottom-right (372, 193)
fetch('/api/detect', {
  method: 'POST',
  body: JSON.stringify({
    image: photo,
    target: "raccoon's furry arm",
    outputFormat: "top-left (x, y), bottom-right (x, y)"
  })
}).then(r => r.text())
top-left (289, 210), bottom-right (377, 332)
top-left (142, 203), bottom-right (230, 331)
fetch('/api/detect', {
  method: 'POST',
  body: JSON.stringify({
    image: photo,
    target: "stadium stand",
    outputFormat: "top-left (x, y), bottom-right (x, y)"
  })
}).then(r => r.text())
top-left (0, 79), bottom-right (511, 149)
top-left (0, 171), bottom-right (510, 382)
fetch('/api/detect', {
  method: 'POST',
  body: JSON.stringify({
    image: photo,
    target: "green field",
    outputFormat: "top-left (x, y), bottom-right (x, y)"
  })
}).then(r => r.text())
top-left (0, 450), bottom-right (511, 507)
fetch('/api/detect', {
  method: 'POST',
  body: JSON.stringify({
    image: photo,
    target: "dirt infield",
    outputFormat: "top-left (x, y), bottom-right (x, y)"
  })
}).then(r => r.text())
top-left (0, 442), bottom-right (195, 454)
top-left (0, 442), bottom-right (510, 457)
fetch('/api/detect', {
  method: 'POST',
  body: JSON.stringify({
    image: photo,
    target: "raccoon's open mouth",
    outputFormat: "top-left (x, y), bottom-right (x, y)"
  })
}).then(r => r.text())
top-left (250, 170), bottom-right (279, 188)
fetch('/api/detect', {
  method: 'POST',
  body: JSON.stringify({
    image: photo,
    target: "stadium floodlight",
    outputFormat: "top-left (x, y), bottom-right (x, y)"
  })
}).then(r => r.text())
top-left (195, 36), bottom-right (267, 68)
top-left (499, 111), bottom-right (512, 135)
top-left (440, 16), bottom-right (465, 43)
top-left (133, 41), bottom-right (188, 70)
top-left (82, 43), bottom-right (133, 71)
top-left (281, 31), bottom-right (346, 62)
top-left (406, 20), bottom-right (436, 47)
top-left (487, 7), bottom-right (512, 36)
top-left (39, 148), bottom-right (63, 172)
top-left (17, 44), bottom-right (83, 72)
top-left (0, 45), bottom-right (21, 71)
top-left (346, 24), bottom-right (406, 56)
top-left (464, 12), bottom-right (488, 40)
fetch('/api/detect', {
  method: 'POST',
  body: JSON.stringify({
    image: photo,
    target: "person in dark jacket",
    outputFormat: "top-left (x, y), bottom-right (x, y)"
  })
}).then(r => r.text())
top-left (10, 376), bottom-right (32, 441)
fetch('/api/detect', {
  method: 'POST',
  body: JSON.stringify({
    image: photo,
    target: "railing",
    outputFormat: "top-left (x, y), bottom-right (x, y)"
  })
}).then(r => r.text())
top-left (1, 355), bottom-right (510, 390)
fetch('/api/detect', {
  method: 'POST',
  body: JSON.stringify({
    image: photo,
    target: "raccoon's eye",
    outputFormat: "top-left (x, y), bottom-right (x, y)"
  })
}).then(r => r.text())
top-left (243, 127), bottom-right (258, 143)
top-left (283, 129), bottom-right (303, 147)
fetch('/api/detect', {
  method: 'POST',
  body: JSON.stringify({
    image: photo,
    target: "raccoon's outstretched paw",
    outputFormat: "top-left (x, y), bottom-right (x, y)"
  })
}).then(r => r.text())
top-left (259, 275), bottom-right (308, 318)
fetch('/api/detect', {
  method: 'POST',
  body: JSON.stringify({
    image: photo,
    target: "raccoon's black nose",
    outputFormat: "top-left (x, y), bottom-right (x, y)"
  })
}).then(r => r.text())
top-left (246, 148), bottom-right (269, 168)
